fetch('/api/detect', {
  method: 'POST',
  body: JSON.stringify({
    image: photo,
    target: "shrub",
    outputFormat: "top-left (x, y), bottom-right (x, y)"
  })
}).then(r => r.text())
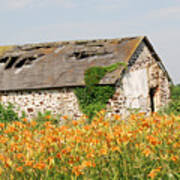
top-left (0, 103), bottom-right (19, 124)
top-left (159, 84), bottom-right (180, 115)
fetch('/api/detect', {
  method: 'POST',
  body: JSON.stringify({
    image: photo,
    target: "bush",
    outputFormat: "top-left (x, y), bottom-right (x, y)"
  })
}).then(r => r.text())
top-left (170, 84), bottom-right (180, 100)
top-left (159, 84), bottom-right (180, 115)
top-left (0, 103), bottom-right (19, 123)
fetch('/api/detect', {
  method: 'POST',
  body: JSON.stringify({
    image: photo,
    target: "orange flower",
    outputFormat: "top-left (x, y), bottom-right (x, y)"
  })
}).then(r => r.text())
top-left (171, 155), bottom-right (178, 162)
top-left (25, 160), bottom-right (34, 167)
top-left (0, 167), bottom-right (3, 176)
top-left (72, 165), bottom-right (84, 176)
top-left (86, 152), bottom-right (94, 159)
top-left (114, 114), bottom-right (121, 120)
top-left (142, 148), bottom-right (151, 157)
top-left (99, 148), bottom-right (107, 156)
top-left (72, 120), bottom-right (78, 126)
top-left (31, 121), bottom-right (37, 127)
top-left (111, 146), bottom-right (120, 152)
top-left (16, 166), bottom-right (23, 172)
top-left (84, 125), bottom-right (91, 131)
top-left (61, 147), bottom-right (71, 154)
top-left (33, 162), bottom-right (46, 170)
top-left (56, 153), bottom-right (62, 159)
top-left (16, 153), bottom-right (24, 160)
top-left (142, 121), bottom-right (150, 128)
top-left (14, 121), bottom-right (24, 128)
top-left (0, 137), bottom-right (8, 144)
top-left (173, 142), bottom-right (180, 148)
top-left (14, 135), bottom-right (19, 141)
top-left (148, 167), bottom-right (162, 179)
top-left (147, 135), bottom-right (160, 146)
top-left (45, 115), bottom-right (51, 120)
top-left (0, 154), bottom-right (5, 162)
top-left (81, 160), bottom-right (96, 168)
top-left (82, 161), bottom-right (93, 168)
top-left (62, 115), bottom-right (68, 120)
top-left (22, 118), bottom-right (28, 122)
top-left (0, 123), bottom-right (4, 129)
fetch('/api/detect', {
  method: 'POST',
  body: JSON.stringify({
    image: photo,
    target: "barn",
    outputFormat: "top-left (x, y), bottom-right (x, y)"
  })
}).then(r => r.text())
top-left (0, 36), bottom-right (172, 118)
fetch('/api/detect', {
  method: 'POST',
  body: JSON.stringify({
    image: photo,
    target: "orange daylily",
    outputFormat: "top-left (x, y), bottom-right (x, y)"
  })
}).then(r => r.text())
top-left (142, 148), bottom-right (151, 157)
top-left (148, 167), bottom-right (162, 179)
top-left (0, 123), bottom-right (5, 129)
top-left (25, 161), bottom-right (34, 167)
top-left (33, 162), bottom-right (46, 170)
top-left (45, 115), bottom-right (51, 120)
top-left (171, 155), bottom-right (178, 162)
top-left (72, 165), bottom-right (84, 176)
top-left (147, 135), bottom-right (161, 146)
top-left (16, 166), bottom-right (23, 173)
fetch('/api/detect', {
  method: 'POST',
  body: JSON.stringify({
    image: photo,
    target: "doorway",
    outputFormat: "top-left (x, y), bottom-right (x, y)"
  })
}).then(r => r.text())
top-left (149, 87), bottom-right (158, 112)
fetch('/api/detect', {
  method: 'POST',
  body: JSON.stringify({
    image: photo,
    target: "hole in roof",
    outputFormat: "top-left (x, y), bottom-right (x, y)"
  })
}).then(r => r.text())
top-left (14, 54), bottom-right (45, 69)
top-left (0, 57), bottom-right (9, 64)
top-left (73, 51), bottom-right (95, 59)
top-left (15, 59), bottom-right (27, 68)
top-left (21, 45), bottom-right (51, 51)
top-left (5, 56), bottom-right (19, 70)
top-left (28, 57), bottom-right (36, 61)
top-left (69, 50), bottom-right (111, 60)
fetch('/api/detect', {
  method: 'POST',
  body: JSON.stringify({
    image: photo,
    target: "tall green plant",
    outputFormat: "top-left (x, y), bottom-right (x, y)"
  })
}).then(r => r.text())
top-left (159, 84), bottom-right (180, 115)
top-left (0, 103), bottom-right (19, 123)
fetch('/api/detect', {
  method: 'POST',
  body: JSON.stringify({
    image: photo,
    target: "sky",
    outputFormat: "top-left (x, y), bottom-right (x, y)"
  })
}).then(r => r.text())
top-left (0, 0), bottom-right (180, 84)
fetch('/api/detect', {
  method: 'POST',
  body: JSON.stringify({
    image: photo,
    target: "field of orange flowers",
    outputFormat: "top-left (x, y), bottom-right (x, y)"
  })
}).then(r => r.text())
top-left (0, 111), bottom-right (179, 179)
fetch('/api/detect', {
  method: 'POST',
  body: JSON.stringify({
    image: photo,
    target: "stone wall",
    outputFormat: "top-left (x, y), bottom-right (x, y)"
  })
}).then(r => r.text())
top-left (0, 41), bottom-right (171, 119)
top-left (107, 42), bottom-right (171, 116)
top-left (0, 89), bottom-right (82, 118)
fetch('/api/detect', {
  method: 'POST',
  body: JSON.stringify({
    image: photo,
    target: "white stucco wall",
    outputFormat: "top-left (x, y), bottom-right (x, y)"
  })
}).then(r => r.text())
top-left (123, 68), bottom-right (149, 110)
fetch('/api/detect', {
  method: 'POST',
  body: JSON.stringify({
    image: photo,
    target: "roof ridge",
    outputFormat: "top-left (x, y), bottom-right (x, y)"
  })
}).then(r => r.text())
top-left (0, 36), bottom-right (143, 47)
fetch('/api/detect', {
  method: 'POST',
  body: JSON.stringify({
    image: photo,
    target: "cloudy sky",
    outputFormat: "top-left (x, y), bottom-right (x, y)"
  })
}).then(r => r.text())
top-left (0, 0), bottom-right (180, 83)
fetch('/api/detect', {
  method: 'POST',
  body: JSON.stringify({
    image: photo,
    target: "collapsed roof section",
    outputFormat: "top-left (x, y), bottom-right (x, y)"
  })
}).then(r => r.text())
top-left (0, 36), bottom-right (171, 91)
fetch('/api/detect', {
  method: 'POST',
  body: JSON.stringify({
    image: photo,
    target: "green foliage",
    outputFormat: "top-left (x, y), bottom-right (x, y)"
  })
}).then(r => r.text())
top-left (159, 84), bottom-right (180, 115)
top-left (84, 62), bottom-right (126, 89)
top-left (0, 103), bottom-right (19, 123)
top-left (74, 86), bottom-right (115, 120)
top-left (74, 62), bottom-right (126, 120)
top-left (34, 111), bottom-right (60, 125)
top-left (170, 84), bottom-right (180, 100)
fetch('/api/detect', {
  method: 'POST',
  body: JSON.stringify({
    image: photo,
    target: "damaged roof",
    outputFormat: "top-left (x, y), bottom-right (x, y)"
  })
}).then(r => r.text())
top-left (0, 36), bottom-right (170, 91)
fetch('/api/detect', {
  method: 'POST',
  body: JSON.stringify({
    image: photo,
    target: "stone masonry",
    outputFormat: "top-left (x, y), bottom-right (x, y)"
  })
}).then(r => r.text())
top-left (0, 89), bottom-right (82, 118)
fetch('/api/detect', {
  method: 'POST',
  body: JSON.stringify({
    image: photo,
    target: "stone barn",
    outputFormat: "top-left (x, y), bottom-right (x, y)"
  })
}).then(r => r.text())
top-left (0, 36), bottom-right (172, 118)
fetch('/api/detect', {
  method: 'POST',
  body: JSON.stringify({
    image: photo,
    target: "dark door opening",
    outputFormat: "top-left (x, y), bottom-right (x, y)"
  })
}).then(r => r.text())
top-left (149, 87), bottom-right (157, 112)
